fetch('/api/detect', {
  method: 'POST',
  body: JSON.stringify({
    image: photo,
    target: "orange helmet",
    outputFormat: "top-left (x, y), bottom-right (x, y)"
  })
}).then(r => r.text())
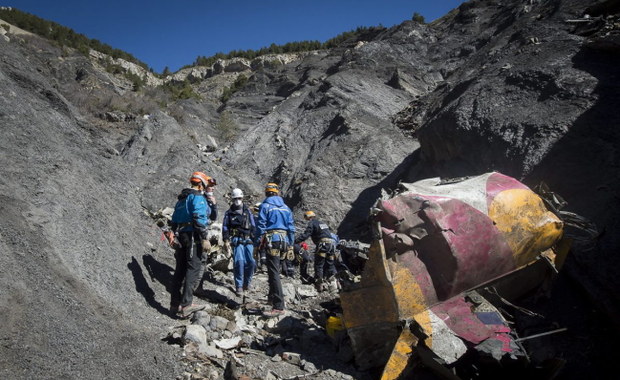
top-left (304, 210), bottom-right (316, 219)
top-left (189, 171), bottom-right (211, 188)
top-left (265, 182), bottom-right (279, 194)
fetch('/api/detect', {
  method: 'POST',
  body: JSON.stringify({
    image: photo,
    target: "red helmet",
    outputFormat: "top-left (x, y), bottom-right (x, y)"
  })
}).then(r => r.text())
top-left (189, 171), bottom-right (211, 188)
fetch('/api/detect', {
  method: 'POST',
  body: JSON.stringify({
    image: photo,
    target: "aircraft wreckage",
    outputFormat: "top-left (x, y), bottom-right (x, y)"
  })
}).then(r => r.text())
top-left (340, 172), bottom-right (581, 379)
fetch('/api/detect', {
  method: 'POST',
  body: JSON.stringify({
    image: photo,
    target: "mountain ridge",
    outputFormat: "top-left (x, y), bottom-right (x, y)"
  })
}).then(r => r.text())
top-left (1, 0), bottom-right (619, 378)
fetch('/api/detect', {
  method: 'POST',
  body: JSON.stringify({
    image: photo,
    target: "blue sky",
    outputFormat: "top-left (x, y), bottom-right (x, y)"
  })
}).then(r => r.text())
top-left (7, 0), bottom-right (466, 73)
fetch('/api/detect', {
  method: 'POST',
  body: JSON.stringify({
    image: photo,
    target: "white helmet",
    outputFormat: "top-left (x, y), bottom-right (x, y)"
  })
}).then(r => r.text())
top-left (231, 188), bottom-right (244, 199)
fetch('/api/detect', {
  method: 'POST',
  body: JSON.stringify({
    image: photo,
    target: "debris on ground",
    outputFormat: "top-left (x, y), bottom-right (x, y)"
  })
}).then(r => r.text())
top-left (339, 172), bottom-right (582, 379)
top-left (158, 172), bottom-right (600, 380)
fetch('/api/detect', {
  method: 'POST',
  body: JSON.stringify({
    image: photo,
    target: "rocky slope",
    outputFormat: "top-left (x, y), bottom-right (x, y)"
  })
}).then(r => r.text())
top-left (0, 0), bottom-right (619, 379)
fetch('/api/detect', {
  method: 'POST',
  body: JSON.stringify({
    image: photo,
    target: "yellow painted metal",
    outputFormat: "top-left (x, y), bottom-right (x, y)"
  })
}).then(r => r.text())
top-left (488, 189), bottom-right (564, 267)
top-left (326, 316), bottom-right (345, 338)
top-left (343, 189), bottom-right (566, 379)
top-left (341, 238), bottom-right (399, 329)
top-left (413, 310), bottom-right (434, 348)
top-left (380, 328), bottom-right (419, 380)
top-left (388, 262), bottom-right (430, 318)
top-left (553, 237), bottom-right (572, 269)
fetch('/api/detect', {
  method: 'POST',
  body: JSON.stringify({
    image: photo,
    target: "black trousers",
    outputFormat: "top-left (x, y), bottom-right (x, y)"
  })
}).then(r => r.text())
top-left (266, 241), bottom-right (285, 310)
top-left (171, 231), bottom-right (204, 308)
top-left (281, 259), bottom-right (295, 277)
top-left (314, 254), bottom-right (336, 281)
top-left (300, 250), bottom-right (313, 281)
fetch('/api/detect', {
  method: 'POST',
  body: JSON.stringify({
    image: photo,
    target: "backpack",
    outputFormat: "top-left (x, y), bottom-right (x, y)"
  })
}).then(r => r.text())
top-left (171, 189), bottom-right (201, 225)
top-left (228, 205), bottom-right (252, 231)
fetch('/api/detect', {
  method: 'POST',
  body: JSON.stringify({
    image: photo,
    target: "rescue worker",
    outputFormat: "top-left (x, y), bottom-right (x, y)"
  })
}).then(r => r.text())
top-left (222, 188), bottom-right (256, 296)
top-left (169, 171), bottom-right (211, 318)
top-left (196, 176), bottom-right (217, 292)
top-left (256, 183), bottom-right (295, 317)
top-left (205, 179), bottom-right (218, 222)
top-left (295, 211), bottom-right (336, 292)
top-left (294, 241), bottom-right (313, 284)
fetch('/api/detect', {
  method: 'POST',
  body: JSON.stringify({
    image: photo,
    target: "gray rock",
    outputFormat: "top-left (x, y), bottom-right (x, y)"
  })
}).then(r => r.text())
top-left (198, 343), bottom-right (224, 359)
top-left (300, 360), bottom-right (317, 372)
top-left (213, 336), bottom-right (242, 350)
top-left (240, 334), bottom-right (253, 347)
top-left (281, 352), bottom-right (301, 365)
top-left (183, 325), bottom-right (207, 346)
top-left (225, 320), bottom-right (239, 333)
top-left (192, 310), bottom-right (211, 324)
top-left (193, 317), bottom-right (211, 330)
top-left (210, 315), bottom-right (230, 331)
top-left (282, 282), bottom-right (296, 301)
top-left (296, 285), bottom-right (318, 298)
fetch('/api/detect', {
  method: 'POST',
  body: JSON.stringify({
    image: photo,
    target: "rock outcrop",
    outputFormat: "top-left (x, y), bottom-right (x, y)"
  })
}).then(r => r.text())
top-left (1, 0), bottom-right (619, 378)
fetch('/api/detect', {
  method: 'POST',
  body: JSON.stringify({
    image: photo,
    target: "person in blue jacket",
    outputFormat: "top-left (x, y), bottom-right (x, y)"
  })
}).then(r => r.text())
top-left (222, 188), bottom-right (256, 297)
top-left (169, 171), bottom-right (211, 318)
top-left (256, 182), bottom-right (295, 317)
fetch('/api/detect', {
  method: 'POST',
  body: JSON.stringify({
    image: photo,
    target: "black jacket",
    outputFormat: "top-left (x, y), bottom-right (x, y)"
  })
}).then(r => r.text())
top-left (295, 219), bottom-right (332, 245)
top-left (222, 204), bottom-right (255, 241)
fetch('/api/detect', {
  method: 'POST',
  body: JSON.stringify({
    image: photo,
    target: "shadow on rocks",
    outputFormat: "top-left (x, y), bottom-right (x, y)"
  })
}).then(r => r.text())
top-left (128, 256), bottom-right (170, 317)
top-left (338, 150), bottom-right (421, 240)
top-left (196, 272), bottom-right (242, 309)
top-left (194, 287), bottom-right (241, 309)
top-left (262, 313), bottom-right (363, 379)
top-left (142, 254), bottom-right (175, 294)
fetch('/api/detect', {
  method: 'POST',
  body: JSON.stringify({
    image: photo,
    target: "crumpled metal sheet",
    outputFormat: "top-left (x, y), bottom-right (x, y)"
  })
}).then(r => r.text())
top-left (340, 172), bottom-right (564, 376)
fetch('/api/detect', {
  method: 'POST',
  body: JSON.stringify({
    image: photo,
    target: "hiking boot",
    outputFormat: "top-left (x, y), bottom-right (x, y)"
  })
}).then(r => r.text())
top-left (178, 303), bottom-right (206, 319)
top-left (235, 287), bottom-right (244, 296)
top-left (170, 303), bottom-right (181, 314)
top-left (262, 308), bottom-right (285, 318)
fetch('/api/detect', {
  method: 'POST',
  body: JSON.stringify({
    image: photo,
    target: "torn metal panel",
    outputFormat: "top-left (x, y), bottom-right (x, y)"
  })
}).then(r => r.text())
top-left (424, 310), bottom-right (468, 364)
top-left (340, 172), bottom-right (566, 378)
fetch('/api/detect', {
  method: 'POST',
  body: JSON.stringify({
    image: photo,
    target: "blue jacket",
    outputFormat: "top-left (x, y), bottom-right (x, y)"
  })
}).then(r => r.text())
top-left (256, 195), bottom-right (295, 244)
top-left (171, 188), bottom-right (210, 239)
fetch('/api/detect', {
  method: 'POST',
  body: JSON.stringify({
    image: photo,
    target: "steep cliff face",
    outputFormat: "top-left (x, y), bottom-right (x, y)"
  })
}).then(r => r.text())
top-left (1, 0), bottom-right (619, 377)
top-left (403, 0), bottom-right (620, 326)
top-left (0, 35), bottom-right (182, 378)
